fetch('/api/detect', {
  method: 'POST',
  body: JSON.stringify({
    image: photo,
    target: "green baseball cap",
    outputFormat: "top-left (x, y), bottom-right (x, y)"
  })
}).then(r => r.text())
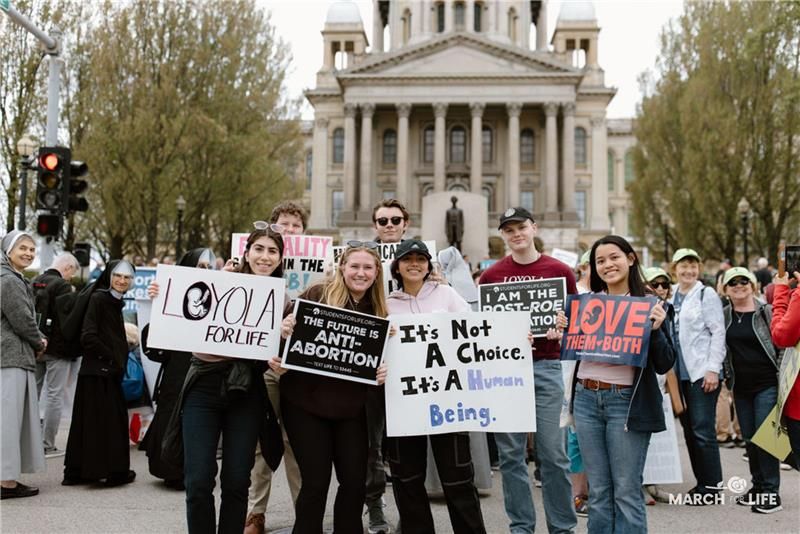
top-left (722, 267), bottom-right (756, 287)
top-left (644, 267), bottom-right (670, 282)
top-left (579, 250), bottom-right (591, 266)
top-left (672, 248), bottom-right (701, 263)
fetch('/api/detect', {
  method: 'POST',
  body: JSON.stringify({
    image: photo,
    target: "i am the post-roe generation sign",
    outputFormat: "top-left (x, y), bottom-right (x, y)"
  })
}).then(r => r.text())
top-left (148, 264), bottom-right (285, 360)
top-left (560, 294), bottom-right (656, 367)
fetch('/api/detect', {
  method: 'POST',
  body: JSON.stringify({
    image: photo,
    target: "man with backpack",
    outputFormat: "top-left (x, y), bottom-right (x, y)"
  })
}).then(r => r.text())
top-left (33, 253), bottom-right (80, 458)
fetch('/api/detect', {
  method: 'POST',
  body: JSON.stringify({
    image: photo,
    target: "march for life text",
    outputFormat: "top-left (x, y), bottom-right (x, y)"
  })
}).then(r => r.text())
top-left (147, 264), bottom-right (285, 360)
top-left (384, 311), bottom-right (535, 436)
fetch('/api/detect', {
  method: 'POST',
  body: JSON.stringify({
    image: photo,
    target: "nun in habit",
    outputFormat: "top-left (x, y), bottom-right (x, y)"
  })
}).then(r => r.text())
top-left (139, 248), bottom-right (215, 489)
top-left (63, 260), bottom-right (137, 487)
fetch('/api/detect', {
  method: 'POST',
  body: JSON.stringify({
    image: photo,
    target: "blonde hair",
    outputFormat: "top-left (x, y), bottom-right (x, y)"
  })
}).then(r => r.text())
top-left (124, 322), bottom-right (139, 347)
top-left (322, 246), bottom-right (388, 318)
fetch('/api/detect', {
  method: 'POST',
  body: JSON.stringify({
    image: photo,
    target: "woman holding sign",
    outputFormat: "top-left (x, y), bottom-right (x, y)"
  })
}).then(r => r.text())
top-left (271, 242), bottom-right (389, 534)
top-left (155, 229), bottom-right (287, 534)
top-left (385, 240), bottom-right (487, 534)
top-left (566, 235), bottom-right (675, 533)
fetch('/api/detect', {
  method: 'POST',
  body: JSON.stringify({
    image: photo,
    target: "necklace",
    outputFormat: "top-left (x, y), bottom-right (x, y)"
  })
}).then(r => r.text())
top-left (734, 311), bottom-right (746, 324)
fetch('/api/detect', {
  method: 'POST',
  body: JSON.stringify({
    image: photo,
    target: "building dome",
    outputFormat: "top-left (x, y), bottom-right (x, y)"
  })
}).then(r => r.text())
top-left (557, 1), bottom-right (596, 22)
top-left (325, 1), bottom-right (363, 25)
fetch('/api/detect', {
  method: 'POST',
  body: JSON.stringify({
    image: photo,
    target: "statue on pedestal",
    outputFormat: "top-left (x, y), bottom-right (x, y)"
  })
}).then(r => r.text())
top-left (445, 196), bottom-right (464, 251)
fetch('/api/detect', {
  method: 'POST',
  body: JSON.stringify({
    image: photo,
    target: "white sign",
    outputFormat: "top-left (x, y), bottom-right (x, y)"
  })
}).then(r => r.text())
top-left (552, 248), bottom-right (579, 269)
top-left (282, 235), bottom-right (333, 299)
top-left (230, 233), bottom-right (250, 262)
top-left (148, 264), bottom-right (285, 360)
top-left (134, 299), bottom-right (161, 404)
top-left (385, 311), bottom-right (535, 436)
top-left (642, 393), bottom-right (683, 485)
top-left (332, 240), bottom-right (438, 295)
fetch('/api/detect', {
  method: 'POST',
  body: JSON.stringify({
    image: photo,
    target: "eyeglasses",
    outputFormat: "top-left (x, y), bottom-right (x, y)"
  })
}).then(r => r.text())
top-left (726, 278), bottom-right (751, 287)
top-left (253, 221), bottom-right (285, 233)
top-left (375, 216), bottom-right (404, 227)
top-left (650, 280), bottom-right (671, 290)
top-left (346, 240), bottom-right (379, 249)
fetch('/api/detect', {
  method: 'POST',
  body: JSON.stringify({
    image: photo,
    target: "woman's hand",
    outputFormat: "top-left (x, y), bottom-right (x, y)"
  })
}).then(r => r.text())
top-left (545, 328), bottom-right (563, 342)
top-left (147, 281), bottom-right (160, 299)
top-left (376, 363), bottom-right (387, 385)
top-left (268, 356), bottom-right (288, 376)
top-left (649, 301), bottom-right (666, 330)
top-left (555, 310), bottom-right (568, 330)
top-left (223, 259), bottom-right (238, 272)
top-left (281, 314), bottom-right (296, 339)
top-left (702, 370), bottom-right (720, 392)
top-left (389, 324), bottom-right (397, 337)
top-left (774, 271), bottom-right (800, 286)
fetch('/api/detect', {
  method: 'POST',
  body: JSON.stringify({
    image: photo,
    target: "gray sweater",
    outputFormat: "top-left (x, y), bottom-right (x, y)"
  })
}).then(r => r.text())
top-left (1, 258), bottom-right (45, 371)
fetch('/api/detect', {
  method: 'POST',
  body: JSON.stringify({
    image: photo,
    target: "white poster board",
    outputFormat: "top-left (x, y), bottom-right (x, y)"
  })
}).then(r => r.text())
top-left (282, 235), bottom-right (333, 299)
top-left (642, 393), bottom-right (683, 485)
top-left (385, 311), bottom-right (535, 436)
top-left (552, 248), bottom-right (579, 269)
top-left (134, 299), bottom-right (161, 404)
top-left (148, 265), bottom-right (285, 360)
top-left (230, 233), bottom-right (249, 262)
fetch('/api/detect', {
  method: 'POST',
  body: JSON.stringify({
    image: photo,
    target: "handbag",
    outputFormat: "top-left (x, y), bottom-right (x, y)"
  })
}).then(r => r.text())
top-left (122, 349), bottom-right (145, 402)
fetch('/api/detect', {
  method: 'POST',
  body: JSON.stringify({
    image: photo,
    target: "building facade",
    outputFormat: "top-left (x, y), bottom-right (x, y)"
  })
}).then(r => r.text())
top-left (303, 0), bottom-right (635, 253)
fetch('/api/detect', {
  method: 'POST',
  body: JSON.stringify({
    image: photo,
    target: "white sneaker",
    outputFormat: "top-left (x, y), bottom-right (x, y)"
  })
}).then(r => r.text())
top-left (45, 447), bottom-right (66, 459)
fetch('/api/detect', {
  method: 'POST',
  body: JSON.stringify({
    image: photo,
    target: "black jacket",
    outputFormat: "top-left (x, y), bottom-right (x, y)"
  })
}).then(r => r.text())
top-left (79, 290), bottom-right (127, 377)
top-left (570, 323), bottom-right (676, 433)
top-left (32, 269), bottom-right (76, 359)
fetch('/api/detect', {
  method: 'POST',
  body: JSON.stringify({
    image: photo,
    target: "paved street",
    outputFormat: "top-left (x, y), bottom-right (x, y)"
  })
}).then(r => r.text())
top-left (1, 416), bottom-right (798, 533)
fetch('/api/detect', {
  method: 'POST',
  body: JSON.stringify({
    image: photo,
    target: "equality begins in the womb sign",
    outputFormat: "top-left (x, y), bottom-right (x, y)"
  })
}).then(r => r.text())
top-left (148, 264), bottom-right (285, 360)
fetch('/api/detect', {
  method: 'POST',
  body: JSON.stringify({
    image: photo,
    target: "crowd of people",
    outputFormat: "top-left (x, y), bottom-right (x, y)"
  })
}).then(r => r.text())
top-left (1, 198), bottom-right (799, 534)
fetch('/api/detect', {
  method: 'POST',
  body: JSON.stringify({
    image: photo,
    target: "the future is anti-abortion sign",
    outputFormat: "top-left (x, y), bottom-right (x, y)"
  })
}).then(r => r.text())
top-left (148, 264), bottom-right (285, 360)
top-left (384, 312), bottom-right (535, 436)
top-left (479, 277), bottom-right (567, 337)
top-left (281, 299), bottom-right (390, 385)
top-left (560, 293), bottom-right (656, 367)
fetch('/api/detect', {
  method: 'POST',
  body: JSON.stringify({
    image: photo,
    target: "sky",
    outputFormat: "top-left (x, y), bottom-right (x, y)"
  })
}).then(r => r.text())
top-left (260, 0), bottom-right (685, 119)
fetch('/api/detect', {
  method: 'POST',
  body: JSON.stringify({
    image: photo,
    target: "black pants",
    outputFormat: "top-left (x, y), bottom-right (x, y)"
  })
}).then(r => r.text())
top-left (387, 432), bottom-right (486, 534)
top-left (282, 398), bottom-right (367, 534)
top-left (365, 386), bottom-right (386, 505)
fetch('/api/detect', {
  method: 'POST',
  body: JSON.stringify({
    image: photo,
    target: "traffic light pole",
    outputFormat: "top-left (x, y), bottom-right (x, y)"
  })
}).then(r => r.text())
top-left (3, 0), bottom-right (62, 265)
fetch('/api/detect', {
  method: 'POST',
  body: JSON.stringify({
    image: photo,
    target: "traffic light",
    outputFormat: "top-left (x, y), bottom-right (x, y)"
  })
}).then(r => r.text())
top-left (35, 146), bottom-right (70, 213)
top-left (67, 160), bottom-right (89, 212)
top-left (36, 213), bottom-right (61, 238)
top-left (73, 242), bottom-right (91, 267)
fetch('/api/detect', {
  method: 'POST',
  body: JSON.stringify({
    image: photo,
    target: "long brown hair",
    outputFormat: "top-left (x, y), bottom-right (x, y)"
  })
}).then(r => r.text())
top-left (237, 229), bottom-right (284, 278)
top-left (322, 246), bottom-right (388, 318)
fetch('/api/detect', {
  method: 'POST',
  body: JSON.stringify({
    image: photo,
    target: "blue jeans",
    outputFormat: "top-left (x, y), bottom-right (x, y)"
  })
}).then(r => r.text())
top-left (678, 379), bottom-right (722, 490)
top-left (734, 386), bottom-right (780, 494)
top-left (574, 382), bottom-right (651, 534)
top-left (182, 370), bottom-right (263, 534)
top-left (496, 359), bottom-right (576, 534)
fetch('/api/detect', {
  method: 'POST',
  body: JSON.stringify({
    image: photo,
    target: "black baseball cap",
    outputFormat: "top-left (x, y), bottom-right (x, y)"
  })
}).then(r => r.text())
top-left (395, 239), bottom-right (432, 261)
top-left (498, 207), bottom-right (534, 229)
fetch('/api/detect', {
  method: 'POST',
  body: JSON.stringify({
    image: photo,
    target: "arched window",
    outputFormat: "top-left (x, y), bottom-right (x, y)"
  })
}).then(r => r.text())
top-left (508, 8), bottom-right (518, 42)
top-left (454, 2), bottom-right (465, 30)
top-left (607, 149), bottom-right (615, 191)
top-left (450, 126), bottom-right (466, 163)
top-left (482, 126), bottom-right (493, 163)
top-left (383, 129), bottom-right (397, 165)
top-left (423, 126), bottom-right (435, 163)
top-left (436, 2), bottom-right (445, 32)
top-left (402, 9), bottom-right (411, 44)
top-left (332, 128), bottom-right (344, 163)
top-left (305, 151), bottom-right (313, 190)
top-left (575, 127), bottom-right (587, 166)
top-left (624, 150), bottom-right (635, 184)
top-left (474, 2), bottom-right (483, 32)
top-left (520, 128), bottom-right (535, 164)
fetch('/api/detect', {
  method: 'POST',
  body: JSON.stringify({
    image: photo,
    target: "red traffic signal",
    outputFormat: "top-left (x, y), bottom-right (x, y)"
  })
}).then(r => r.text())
top-left (37, 214), bottom-right (61, 238)
top-left (35, 146), bottom-right (70, 213)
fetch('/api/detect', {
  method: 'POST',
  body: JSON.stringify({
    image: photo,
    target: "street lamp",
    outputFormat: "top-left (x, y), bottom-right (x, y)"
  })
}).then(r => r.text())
top-left (175, 195), bottom-right (186, 259)
top-left (737, 197), bottom-right (750, 267)
top-left (16, 134), bottom-right (38, 230)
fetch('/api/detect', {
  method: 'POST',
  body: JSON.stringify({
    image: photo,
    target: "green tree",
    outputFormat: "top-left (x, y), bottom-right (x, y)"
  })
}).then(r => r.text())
top-left (630, 0), bottom-right (800, 264)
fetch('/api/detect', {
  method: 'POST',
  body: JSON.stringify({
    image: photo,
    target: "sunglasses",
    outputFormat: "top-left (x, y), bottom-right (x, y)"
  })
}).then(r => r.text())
top-left (651, 280), bottom-right (671, 290)
top-left (726, 278), bottom-right (751, 288)
top-left (346, 240), bottom-right (379, 250)
top-left (253, 221), bottom-right (285, 233)
top-left (375, 216), bottom-right (404, 227)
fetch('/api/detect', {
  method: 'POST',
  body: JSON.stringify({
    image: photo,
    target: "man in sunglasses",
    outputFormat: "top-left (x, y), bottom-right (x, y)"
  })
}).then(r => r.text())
top-left (372, 199), bottom-right (409, 244)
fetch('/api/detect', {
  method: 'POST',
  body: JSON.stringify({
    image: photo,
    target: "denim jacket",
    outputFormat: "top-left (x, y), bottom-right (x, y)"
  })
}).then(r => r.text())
top-left (722, 299), bottom-right (782, 391)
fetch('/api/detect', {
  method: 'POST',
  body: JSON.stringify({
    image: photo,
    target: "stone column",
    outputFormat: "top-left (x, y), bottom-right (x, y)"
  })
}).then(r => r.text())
top-left (561, 102), bottom-right (578, 221)
top-left (487, 0), bottom-right (496, 36)
top-left (422, 0), bottom-right (431, 35)
top-left (309, 117), bottom-right (329, 229)
top-left (536, 2), bottom-right (548, 51)
top-left (544, 102), bottom-right (559, 220)
top-left (506, 103), bottom-right (522, 207)
top-left (466, 0), bottom-right (474, 32)
top-left (373, 1), bottom-right (383, 52)
top-left (359, 103), bottom-right (375, 212)
top-left (470, 102), bottom-right (484, 194)
top-left (433, 102), bottom-right (448, 192)
top-left (396, 103), bottom-right (411, 205)
top-left (444, 0), bottom-right (453, 32)
top-left (343, 103), bottom-right (357, 212)
top-left (590, 117), bottom-right (611, 230)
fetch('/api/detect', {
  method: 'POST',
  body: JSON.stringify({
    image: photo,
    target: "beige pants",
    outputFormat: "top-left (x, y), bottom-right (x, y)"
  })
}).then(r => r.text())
top-left (715, 384), bottom-right (741, 441)
top-left (247, 369), bottom-right (301, 516)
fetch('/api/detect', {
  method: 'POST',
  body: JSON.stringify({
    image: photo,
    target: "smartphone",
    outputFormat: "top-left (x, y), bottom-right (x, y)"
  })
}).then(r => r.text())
top-left (785, 244), bottom-right (800, 276)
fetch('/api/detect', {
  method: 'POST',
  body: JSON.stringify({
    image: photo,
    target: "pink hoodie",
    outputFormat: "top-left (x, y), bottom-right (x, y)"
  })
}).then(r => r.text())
top-left (387, 281), bottom-right (470, 315)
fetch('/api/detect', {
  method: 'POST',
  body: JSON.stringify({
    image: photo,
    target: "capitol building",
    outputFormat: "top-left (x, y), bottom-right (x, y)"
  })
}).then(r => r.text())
top-left (300, 0), bottom-right (636, 254)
